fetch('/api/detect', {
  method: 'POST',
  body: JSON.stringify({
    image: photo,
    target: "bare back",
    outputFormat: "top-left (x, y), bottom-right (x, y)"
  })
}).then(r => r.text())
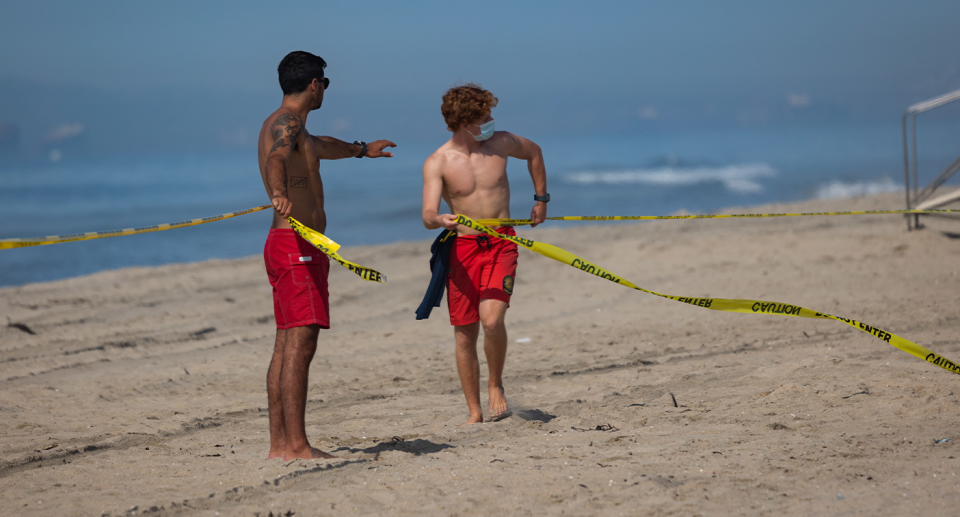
top-left (258, 110), bottom-right (326, 232)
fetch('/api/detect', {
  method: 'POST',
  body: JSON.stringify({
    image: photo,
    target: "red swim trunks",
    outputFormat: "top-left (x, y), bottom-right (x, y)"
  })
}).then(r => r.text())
top-left (263, 229), bottom-right (330, 330)
top-left (447, 227), bottom-right (519, 326)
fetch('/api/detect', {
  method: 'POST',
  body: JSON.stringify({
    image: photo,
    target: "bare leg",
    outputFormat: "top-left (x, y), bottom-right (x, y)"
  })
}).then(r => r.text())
top-left (273, 324), bottom-right (336, 460)
top-left (266, 329), bottom-right (288, 458)
top-left (454, 322), bottom-right (483, 424)
top-left (479, 299), bottom-right (510, 419)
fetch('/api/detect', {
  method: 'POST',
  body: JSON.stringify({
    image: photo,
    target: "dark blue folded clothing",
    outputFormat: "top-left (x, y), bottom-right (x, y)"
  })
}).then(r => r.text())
top-left (415, 229), bottom-right (457, 320)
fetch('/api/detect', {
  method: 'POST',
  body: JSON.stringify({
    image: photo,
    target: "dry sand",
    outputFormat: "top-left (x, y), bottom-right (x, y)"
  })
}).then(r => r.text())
top-left (2, 192), bottom-right (959, 516)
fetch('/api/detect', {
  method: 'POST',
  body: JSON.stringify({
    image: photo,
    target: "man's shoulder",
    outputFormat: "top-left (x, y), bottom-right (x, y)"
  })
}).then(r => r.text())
top-left (424, 141), bottom-right (457, 165)
top-left (263, 110), bottom-right (310, 148)
top-left (490, 131), bottom-right (520, 146)
top-left (275, 110), bottom-right (305, 127)
top-left (263, 109), bottom-right (305, 131)
top-left (423, 153), bottom-right (447, 178)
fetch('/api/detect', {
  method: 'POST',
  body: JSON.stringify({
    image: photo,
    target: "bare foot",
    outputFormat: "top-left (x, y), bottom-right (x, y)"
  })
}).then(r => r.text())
top-left (267, 437), bottom-right (287, 459)
top-left (284, 446), bottom-right (337, 461)
top-left (460, 413), bottom-right (484, 425)
top-left (488, 385), bottom-right (510, 421)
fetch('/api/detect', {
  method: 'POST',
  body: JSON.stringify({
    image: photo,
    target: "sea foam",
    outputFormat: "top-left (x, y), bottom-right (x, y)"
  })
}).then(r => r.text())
top-left (562, 164), bottom-right (776, 194)
top-left (815, 177), bottom-right (901, 200)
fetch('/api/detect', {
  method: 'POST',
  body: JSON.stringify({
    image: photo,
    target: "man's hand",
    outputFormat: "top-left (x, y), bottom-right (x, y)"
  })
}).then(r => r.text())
top-left (272, 195), bottom-right (293, 218)
top-left (311, 136), bottom-right (397, 160)
top-left (438, 213), bottom-right (460, 231)
top-left (530, 201), bottom-right (547, 227)
top-left (366, 140), bottom-right (397, 158)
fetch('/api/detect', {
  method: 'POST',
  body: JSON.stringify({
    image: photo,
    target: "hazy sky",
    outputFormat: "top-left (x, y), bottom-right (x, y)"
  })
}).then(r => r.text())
top-left (1, 1), bottom-right (958, 155)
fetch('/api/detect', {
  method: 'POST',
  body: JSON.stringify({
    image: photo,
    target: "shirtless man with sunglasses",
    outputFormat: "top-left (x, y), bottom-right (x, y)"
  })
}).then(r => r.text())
top-left (258, 50), bottom-right (395, 459)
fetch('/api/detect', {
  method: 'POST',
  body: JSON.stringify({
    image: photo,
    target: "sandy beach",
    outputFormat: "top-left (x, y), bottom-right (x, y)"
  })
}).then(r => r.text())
top-left (2, 191), bottom-right (959, 516)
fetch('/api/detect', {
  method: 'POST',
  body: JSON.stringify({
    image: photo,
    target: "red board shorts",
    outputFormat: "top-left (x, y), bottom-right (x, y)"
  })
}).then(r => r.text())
top-left (263, 229), bottom-right (330, 330)
top-left (447, 227), bottom-right (519, 326)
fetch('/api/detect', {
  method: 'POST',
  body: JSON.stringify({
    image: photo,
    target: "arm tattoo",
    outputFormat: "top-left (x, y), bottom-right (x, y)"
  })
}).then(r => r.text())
top-left (269, 113), bottom-right (303, 154)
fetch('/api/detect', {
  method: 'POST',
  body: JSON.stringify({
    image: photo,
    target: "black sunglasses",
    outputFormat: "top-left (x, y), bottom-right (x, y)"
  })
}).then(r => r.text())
top-left (321, 77), bottom-right (330, 90)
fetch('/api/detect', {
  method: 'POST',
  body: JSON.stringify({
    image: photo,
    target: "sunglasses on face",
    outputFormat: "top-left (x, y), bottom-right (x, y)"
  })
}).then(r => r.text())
top-left (321, 77), bottom-right (330, 90)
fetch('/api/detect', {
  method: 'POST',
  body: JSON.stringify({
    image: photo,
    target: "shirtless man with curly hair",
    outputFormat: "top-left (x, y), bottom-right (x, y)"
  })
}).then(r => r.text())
top-left (422, 84), bottom-right (549, 424)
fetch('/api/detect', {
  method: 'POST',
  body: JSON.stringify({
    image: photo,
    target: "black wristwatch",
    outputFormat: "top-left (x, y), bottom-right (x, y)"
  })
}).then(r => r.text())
top-left (534, 193), bottom-right (550, 203)
top-left (353, 141), bottom-right (367, 158)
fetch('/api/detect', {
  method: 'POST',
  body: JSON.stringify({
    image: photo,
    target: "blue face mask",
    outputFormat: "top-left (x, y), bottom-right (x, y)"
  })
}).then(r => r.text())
top-left (472, 120), bottom-right (495, 141)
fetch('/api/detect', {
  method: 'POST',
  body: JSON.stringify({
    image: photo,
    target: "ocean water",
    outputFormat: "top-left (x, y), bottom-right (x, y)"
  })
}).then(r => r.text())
top-left (1, 121), bottom-right (957, 287)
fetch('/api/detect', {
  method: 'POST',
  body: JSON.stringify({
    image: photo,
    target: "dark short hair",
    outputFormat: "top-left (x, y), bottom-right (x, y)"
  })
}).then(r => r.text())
top-left (278, 51), bottom-right (327, 96)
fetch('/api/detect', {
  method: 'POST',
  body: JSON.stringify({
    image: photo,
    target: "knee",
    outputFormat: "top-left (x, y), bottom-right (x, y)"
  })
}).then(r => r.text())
top-left (285, 336), bottom-right (318, 361)
top-left (480, 315), bottom-right (505, 334)
top-left (454, 326), bottom-right (479, 348)
top-left (455, 338), bottom-right (477, 353)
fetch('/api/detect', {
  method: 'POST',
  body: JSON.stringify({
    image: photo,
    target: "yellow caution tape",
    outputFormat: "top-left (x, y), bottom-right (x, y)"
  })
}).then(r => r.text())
top-left (455, 214), bottom-right (960, 376)
top-left (0, 204), bottom-right (385, 284)
top-left (288, 217), bottom-right (386, 284)
top-left (0, 205), bottom-right (274, 249)
top-left (6, 206), bottom-right (955, 249)
top-left (478, 208), bottom-right (960, 227)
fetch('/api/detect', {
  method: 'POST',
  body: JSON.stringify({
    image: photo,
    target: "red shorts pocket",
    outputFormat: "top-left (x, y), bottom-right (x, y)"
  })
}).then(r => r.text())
top-left (288, 253), bottom-right (326, 286)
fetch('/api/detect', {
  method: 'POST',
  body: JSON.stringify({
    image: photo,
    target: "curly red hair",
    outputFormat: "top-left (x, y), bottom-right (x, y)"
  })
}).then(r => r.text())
top-left (440, 84), bottom-right (499, 132)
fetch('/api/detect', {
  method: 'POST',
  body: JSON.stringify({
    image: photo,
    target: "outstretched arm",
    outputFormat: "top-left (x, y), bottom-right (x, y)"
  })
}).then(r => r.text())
top-left (422, 155), bottom-right (458, 231)
top-left (312, 136), bottom-right (396, 159)
top-left (506, 133), bottom-right (548, 226)
top-left (264, 113), bottom-right (303, 217)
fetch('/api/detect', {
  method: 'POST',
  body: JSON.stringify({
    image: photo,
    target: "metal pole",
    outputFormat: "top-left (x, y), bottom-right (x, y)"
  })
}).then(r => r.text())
top-left (902, 112), bottom-right (912, 230)
top-left (911, 114), bottom-right (920, 229)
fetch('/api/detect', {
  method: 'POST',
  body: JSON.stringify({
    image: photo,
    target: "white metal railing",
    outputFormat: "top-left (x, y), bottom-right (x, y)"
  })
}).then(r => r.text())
top-left (902, 88), bottom-right (960, 230)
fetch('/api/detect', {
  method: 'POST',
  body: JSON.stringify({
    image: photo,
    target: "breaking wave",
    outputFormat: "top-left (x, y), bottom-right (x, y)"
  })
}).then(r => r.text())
top-left (562, 164), bottom-right (776, 194)
top-left (815, 177), bottom-right (901, 200)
